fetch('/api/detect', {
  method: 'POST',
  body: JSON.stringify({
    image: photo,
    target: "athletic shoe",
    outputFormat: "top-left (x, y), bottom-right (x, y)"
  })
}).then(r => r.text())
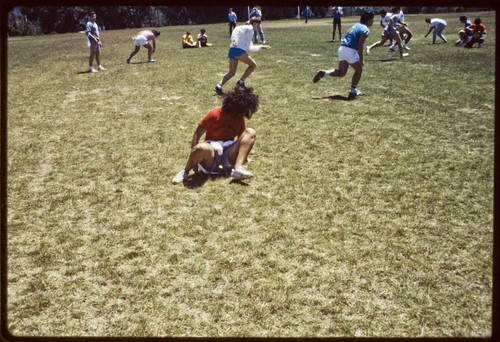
top-left (214, 85), bottom-right (223, 95)
top-left (148, 59), bottom-right (156, 63)
top-left (97, 65), bottom-right (106, 71)
top-left (401, 53), bottom-right (409, 58)
top-left (366, 46), bottom-right (371, 55)
top-left (312, 70), bottom-right (325, 83)
top-left (236, 79), bottom-right (248, 89)
top-left (348, 89), bottom-right (364, 97)
top-left (172, 170), bottom-right (188, 184)
top-left (88, 67), bottom-right (97, 73)
top-left (231, 166), bottom-right (253, 180)
top-left (403, 44), bottom-right (411, 50)
top-left (262, 40), bottom-right (266, 44)
top-left (388, 46), bottom-right (396, 52)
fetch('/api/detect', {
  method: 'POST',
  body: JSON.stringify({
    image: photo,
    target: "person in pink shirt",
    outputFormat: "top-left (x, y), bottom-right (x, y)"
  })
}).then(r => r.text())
top-left (126, 29), bottom-right (160, 63)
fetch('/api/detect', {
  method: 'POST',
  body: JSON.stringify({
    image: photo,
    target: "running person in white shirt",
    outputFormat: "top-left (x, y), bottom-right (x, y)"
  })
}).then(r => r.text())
top-left (365, 9), bottom-right (408, 58)
top-left (389, 7), bottom-right (412, 51)
top-left (214, 17), bottom-right (271, 95)
top-left (312, 11), bottom-right (374, 98)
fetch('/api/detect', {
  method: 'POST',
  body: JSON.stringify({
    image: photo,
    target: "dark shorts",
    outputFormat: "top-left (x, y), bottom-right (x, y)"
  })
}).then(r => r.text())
top-left (198, 140), bottom-right (236, 174)
top-left (228, 47), bottom-right (246, 59)
top-left (333, 18), bottom-right (341, 24)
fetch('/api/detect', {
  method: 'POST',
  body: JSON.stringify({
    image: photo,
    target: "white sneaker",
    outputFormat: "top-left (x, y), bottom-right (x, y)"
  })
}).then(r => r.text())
top-left (388, 46), bottom-right (396, 52)
top-left (366, 46), bottom-right (371, 55)
top-left (172, 170), bottom-right (188, 184)
top-left (88, 67), bottom-right (97, 72)
top-left (231, 166), bottom-right (253, 180)
top-left (401, 53), bottom-right (409, 58)
top-left (403, 44), bottom-right (410, 50)
top-left (148, 59), bottom-right (156, 63)
top-left (348, 88), bottom-right (364, 97)
top-left (97, 65), bottom-right (106, 71)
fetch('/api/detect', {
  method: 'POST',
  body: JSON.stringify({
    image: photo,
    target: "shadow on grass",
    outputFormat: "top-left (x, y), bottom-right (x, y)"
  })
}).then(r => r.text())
top-left (183, 172), bottom-right (250, 188)
top-left (312, 94), bottom-right (356, 101)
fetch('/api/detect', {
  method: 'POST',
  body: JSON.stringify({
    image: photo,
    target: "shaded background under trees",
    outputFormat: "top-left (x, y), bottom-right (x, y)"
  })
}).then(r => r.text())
top-left (7, 6), bottom-right (493, 36)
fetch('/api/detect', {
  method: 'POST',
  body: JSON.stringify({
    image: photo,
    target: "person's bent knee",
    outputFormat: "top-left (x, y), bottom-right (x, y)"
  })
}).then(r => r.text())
top-left (191, 143), bottom-right (212, 155)
top-left (244, 128), bottom-right (256, 140)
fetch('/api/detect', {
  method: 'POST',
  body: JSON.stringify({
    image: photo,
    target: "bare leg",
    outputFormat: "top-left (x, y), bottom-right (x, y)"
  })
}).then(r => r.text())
top-left (128, 45), bottom-right (141, 60)
top-left (236, 54), bottom-right (257, 81)
top-left (228, 128), bottom-right (256, 167)
top-left (219, 58), bottom-right (239, 86)
top-left (183, 143), bottom-right (215, 173)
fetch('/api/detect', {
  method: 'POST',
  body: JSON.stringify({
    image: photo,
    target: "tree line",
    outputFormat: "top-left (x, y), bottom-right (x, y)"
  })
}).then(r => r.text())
top-left (7, 6), bottom-right (491, 36)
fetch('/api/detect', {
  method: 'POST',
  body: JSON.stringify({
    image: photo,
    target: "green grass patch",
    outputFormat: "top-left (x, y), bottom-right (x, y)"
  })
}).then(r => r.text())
top-left (6, 11), bottom-right (494, 337)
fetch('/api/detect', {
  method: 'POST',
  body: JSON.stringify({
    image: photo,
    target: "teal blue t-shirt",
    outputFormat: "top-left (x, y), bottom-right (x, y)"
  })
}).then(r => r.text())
top-left (341, 23), bottom-right (370, 50)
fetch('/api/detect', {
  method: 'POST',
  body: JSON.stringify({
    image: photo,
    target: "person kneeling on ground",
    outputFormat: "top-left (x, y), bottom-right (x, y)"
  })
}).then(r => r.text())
top-left (182, 31), bottom-right (197, 48)
top-left (172, 87), bottom-right (259, 184)
top-left (465, 17), bottom-right (486, 48)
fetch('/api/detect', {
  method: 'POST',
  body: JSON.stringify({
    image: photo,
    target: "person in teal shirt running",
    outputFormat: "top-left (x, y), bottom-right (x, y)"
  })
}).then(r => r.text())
top-left (312, 11), bottom-right (374, 98)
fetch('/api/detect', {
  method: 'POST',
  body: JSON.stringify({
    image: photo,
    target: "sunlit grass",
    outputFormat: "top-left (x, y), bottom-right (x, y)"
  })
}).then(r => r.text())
top-left (6, 10), bottom-right (494, 337)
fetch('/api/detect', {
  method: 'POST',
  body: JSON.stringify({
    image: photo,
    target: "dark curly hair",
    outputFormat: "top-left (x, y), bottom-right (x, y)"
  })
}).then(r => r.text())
top-left (222, 87), bottom-right (259, 118)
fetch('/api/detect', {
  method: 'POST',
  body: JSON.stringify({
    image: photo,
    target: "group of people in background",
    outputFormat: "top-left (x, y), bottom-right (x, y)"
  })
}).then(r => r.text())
top-left (83, 8), bottom-right (488, 185)
top-left (424, 15), bottom-right (486, 47)
top-left (181, 29), bottom-right (213, 48)
top-left (455, 15), bottom-right (486, 48)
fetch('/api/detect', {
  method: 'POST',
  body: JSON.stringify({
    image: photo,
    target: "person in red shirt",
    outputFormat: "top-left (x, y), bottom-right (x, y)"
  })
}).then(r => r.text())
top-left (465, 17), bottom-right (486, 48)
top-left (172, 87), bottom-right (259, 184)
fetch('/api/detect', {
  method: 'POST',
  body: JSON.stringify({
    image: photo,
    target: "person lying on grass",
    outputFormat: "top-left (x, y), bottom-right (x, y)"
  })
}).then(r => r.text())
top-left (172, 87), bottom-right (259, 184)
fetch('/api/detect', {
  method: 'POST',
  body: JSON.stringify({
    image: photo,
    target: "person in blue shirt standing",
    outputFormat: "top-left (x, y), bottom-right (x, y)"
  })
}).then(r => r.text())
top-left (228, 8), bottom-right (237, 36)
top-left (304, 6), bottom-right (311, 24)
top-left (312, 11), bottom-right (374, 98)
top-left (332, 6), bottom-right (343, 41)
top-left (250, 6), bottom-right (266, 43)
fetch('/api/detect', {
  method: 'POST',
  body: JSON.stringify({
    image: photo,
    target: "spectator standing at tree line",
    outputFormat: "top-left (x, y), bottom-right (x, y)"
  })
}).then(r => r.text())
top-left (228, 8), bottom-right (237, 36)
top-left (85, 11), bottom-right (105, 72)
top-left (250, 6), bottom-right (266, 44)
top-left (332, 6), bottom-right (343, 41)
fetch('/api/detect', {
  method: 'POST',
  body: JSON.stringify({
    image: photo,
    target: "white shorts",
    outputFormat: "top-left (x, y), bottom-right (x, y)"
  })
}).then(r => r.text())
top-left (338, 45), bottom-right (360, 64)
top-left (134, 35), bottom-right (148, 46)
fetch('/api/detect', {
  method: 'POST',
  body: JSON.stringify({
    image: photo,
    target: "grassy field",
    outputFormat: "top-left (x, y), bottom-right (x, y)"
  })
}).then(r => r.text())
top-left (5, 10), bottom-right (495, 337)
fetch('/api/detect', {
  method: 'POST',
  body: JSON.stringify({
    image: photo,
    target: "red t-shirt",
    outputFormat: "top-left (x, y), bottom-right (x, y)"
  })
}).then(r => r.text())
top-left (198, 107), bottom-right (246, 141)
top-left (469, 23), bottom-right (486, 35)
